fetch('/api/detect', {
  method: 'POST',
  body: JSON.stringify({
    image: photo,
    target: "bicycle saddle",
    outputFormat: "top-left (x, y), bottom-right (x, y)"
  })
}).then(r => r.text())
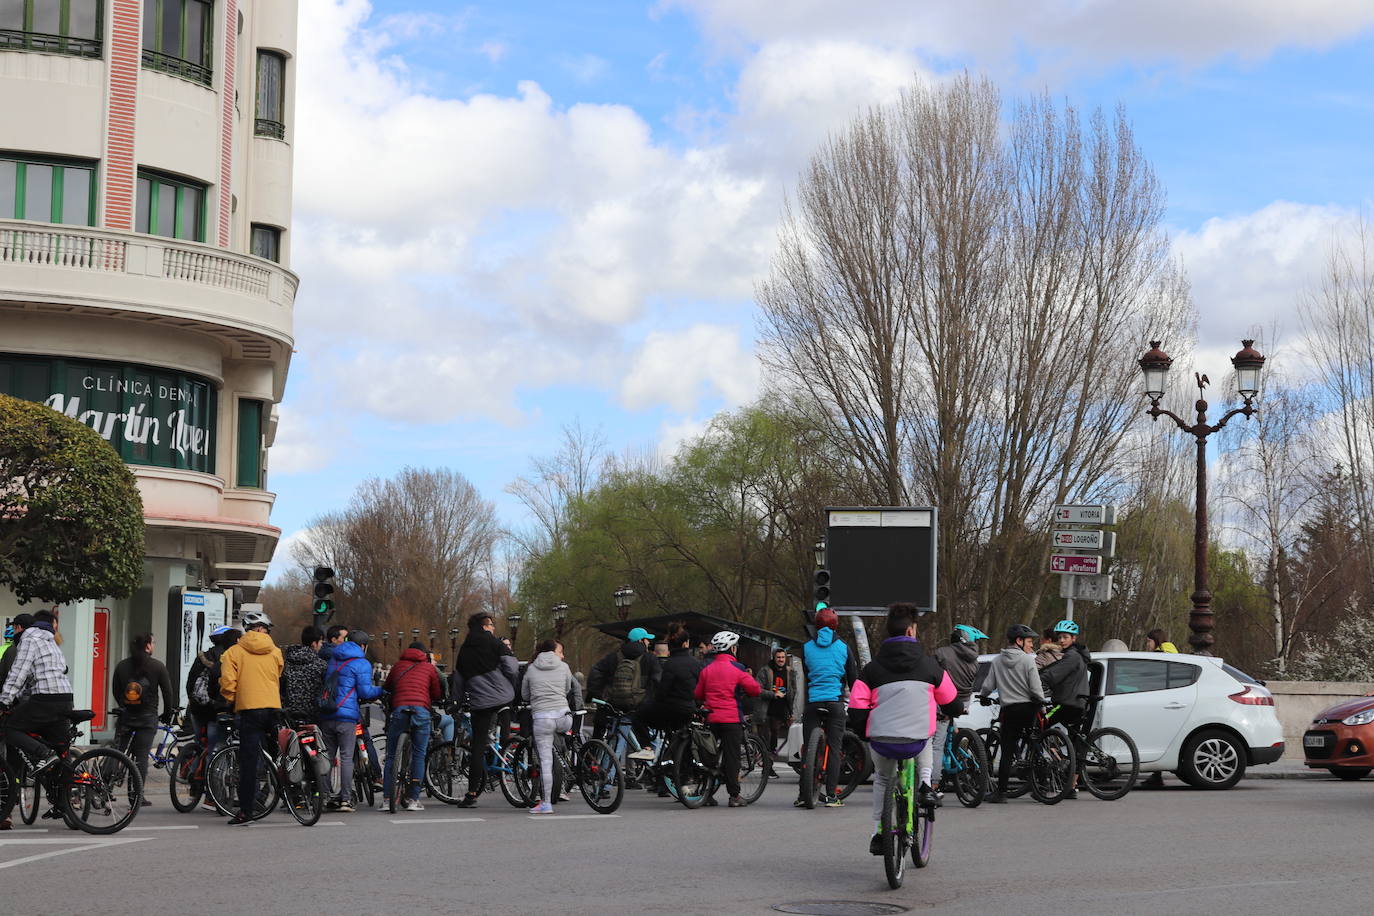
top-left (65, 709), bottom-right (95, 724)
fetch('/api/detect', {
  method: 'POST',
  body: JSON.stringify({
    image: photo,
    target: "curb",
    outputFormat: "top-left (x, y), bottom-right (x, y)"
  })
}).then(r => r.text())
top-left (1245, 766), bottom-right (1326, 780)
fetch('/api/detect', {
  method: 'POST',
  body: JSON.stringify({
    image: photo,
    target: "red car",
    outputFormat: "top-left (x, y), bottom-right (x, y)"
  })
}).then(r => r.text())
top-left (1303, 694), bottom-right (1374, 779)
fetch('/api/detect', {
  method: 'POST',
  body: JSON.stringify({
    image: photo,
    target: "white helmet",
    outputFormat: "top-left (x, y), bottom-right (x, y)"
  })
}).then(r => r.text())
top-left (240, 609), bottom-right (273, 630)
top-left (710, 630), bottom-right (740, 652)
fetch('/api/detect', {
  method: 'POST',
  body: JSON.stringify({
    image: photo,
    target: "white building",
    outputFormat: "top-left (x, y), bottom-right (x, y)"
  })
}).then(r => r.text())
top-left (0, 0), bottom-right (298, 737)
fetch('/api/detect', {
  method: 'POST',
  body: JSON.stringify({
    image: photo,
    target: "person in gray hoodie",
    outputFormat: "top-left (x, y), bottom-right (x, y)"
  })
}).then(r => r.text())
top-left (521, 638), bottom-right (584, 814)
top-left (981, 623), bottom-right (1046, 803)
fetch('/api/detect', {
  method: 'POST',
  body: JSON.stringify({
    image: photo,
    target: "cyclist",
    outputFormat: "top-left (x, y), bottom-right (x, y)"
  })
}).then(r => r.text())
top-left (452, 612), bottom-right (519, 808)
top-left (382, 641), bottom-right (442, 812)
top-left (281, 626), bottom-right (328, 724)
top-left (217, 609), bottom-right (284, 826)
top-left (1036, 627), bottom-right (1063, 669)
top-left (849, 603), bottom-right (958, 855)
top-left (349, 630), bottom-right (385, 796)
top-left (586, 626), bottom-right (660, 747)
top-left (981, 623), bottom-right (1046, 804)
top-left (110, 632), bottom-right (176, 802)
top-left (318, 625), bottom-right (383, 813)
top-left (521, 637), bottom-right (583, 814)
top-left (693, 630), bottom-right (762, 808)
top-left (319, 624), bottom-right (350, 662)
top-left (186, 625), bottom-right (239, 759)
top-left (795, 607), bottom-right (857, 808)
top-left (0, 610), bottom-right (72, 779)
top-left (0, 613), bottom-right (32, 705)
top-left (1040, 619), bottom-right (1092, 795)
top-left (930, 624), bottom-right (987, 796)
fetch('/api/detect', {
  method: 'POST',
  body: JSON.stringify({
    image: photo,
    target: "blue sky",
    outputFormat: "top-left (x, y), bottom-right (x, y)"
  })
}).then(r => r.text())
top-left (267, 0), bottom-right (1374, 577)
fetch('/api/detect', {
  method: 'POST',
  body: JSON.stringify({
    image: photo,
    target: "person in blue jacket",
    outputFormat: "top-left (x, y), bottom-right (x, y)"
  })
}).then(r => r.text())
top-left (795, 607), bottom-right (858, 807)
top-left (318, 636), bottom-right (383, 812)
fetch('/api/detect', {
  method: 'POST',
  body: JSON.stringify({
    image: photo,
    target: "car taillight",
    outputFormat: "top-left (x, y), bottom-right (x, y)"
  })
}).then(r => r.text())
top-left (1229, 686), bottom-right (1274, 706)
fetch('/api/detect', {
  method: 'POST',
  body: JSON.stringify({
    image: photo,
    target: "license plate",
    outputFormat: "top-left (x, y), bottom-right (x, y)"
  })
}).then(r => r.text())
top-left (1304, 734), bottom-right (1329, 748)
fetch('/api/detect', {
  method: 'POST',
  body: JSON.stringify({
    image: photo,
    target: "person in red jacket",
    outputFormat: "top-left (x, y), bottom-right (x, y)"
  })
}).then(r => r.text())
top-left (382, 642), bottom-right (442, 811)
top-left (693, 631), bottom-right (762, 807)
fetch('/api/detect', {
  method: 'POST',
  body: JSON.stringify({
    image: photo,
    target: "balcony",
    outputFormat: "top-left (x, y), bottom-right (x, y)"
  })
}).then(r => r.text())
top-left (0, 220), bottom-right (296, 362)
top-left (141, 48), bottom-right (211, 87)
top-left (0, 29), bottom-right (102, 59)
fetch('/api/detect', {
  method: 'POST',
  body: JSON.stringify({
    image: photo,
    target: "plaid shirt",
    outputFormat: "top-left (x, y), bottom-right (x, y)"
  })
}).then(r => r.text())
top-left (0, 626), bottom-right (71, 705)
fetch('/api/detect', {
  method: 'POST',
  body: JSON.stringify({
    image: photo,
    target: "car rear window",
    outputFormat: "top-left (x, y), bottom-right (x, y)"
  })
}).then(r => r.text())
top-left (1221, 663), bottom-right (1261, 686)
top-left (1108, 659), bottom-right (1200, 694)
top-left (1167, 662), bottom-right (1200, 688)
top-left (972, 661), bottom-right (991, 693)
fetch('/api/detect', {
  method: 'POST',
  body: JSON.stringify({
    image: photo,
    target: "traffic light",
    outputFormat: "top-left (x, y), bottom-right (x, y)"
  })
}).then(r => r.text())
top-left (312, 566), bottom-right (335, 620)
top-left (814, 568), bottom-right (831, 606)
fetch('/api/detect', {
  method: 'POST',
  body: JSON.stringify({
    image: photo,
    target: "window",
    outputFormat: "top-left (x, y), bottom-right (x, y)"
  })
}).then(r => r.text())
top-left (1167, 662), bottom-right (1201, 689)
top-left (0, 0), bottom-right (103, 58)
top-left (235, 399), bottom-right (263, 488)
top-left (254, 50), bottom-right (285, 139)
top-left (0, 153), bottom-right (97, 225)
top-left (142, 0), bottom-right (212, 86)
top-left (1106, 659), bottom-right (1170, 695)
top-left (249, 223), bottom-right (280, 261)
top-left (135, 170), bottom-right (206, 241)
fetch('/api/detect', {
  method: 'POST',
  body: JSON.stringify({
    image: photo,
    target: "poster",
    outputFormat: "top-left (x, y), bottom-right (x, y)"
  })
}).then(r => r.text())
top-left (173, 590), bottom-right (228, 708)
top-left (91, 607), bottom-right (109, 731)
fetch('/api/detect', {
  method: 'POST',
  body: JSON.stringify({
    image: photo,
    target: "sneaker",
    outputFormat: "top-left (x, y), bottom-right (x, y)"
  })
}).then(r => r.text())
top-left (0, 817), bottom-right (10, 831)
top-left (917, 783), bottom-right (937, 809)
top-left (41, 806), bottom-right (63, 820)
top-left (792, 797), bottom-right (807, 808)
top-left (325, 798), bottom-right (341, 811)
top-left (401, 798), bottom-right (425, 812)
top-left (336, 801), bottom-right (356, 813)
top-left (455, 794), bottom-right (479, 809)
top-left (627, 748), bottom-right (656, 762)
top-left (822, 794), bottom-right (845, 808)
top-left (869, 833), bottom-right (883, 856)
top-left (986, 793), bottom-right (1008, 805)
top-left (703, 796), bottom-right (719, 807)
top-left (140, 798), bottom-right (152, 808)
top-left (31, 755), bottom-right (60, 777)
top-left (227, 812), bottom-right (252, 826)
top-left (1064, 788), bottom-right (1078, 800)
top-left (728, 796), bottom-right (746, 807)
top-left (200, 799), bottom-right (217, 812)
top-left (529, 801), bottom-right (554, 814)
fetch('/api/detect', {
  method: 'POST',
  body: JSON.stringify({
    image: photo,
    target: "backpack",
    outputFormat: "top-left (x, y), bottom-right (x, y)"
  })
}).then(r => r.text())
top-left (607, 654), bottom-right (645, 709)
top-left (317, 661), bottom-right (355, 716)
top-left (191, 667), bottom-right (212, 706)
top-left (123, 673), bottom-right (151, 706)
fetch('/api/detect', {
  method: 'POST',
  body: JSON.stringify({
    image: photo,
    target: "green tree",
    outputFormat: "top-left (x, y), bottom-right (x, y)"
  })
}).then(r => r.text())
top-left (0, 393), bottom-right (144, 604)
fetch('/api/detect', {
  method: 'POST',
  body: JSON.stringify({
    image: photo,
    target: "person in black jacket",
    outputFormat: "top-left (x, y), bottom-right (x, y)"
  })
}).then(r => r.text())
top-left (1041, 619), bottom-right (1092, 796)
top-left (185, 626), bottom-right (239, 757)
top-left (585, 627), bottom-right (661, 740)
top-left (635, 626), bottom-right (703, 733)
top-left (111, 633), bottom-right (176, 798)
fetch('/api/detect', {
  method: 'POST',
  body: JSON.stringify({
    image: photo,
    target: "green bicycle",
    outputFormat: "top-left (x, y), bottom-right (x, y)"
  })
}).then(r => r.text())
top-left (879, 757), bottom-right (933, 889)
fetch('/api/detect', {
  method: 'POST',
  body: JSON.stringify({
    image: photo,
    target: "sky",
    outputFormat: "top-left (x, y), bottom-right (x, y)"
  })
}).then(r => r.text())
top-left (266, 0), bottom-right (1374, 578)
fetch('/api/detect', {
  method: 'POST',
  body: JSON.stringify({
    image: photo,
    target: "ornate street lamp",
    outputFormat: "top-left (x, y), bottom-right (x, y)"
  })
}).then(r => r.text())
top-left (553, 603), bottom-right (569, 638)
top-left (448, 627), bottom-right (459, 659)
top-left (813, 539), bottom-right (826, 569)
top-left (507, 614), bottom-right (522, 651)
top-left (428, 628), bottom-right (437, 649)
top-left (1138, 339), bottom-right (1265, 655)
top-left (612, 586), bottom-right (636, 622)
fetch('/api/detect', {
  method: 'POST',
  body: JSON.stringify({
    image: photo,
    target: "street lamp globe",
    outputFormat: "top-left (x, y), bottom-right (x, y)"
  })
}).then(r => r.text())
top-left (1231, 339), bottom-right (1266, 399)
top-left (813, 539), bottom-right (826, 569)
top-left (1138, 341), bottom-right (1173, 400)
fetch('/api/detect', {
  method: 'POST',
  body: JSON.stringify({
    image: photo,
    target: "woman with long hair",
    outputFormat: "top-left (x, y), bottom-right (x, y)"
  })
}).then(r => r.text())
top-left (111, 632), bottom-right (175, 799)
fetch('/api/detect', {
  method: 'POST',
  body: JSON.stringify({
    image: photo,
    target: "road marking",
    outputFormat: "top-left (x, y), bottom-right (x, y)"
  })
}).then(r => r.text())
top-left (388, 817), bottom-right (485, 825)
top-left (527, 814), bottom-right (621, 820)
top-left (0, 836), bottom-right (153, 870)
top-left (125, 825), bottom-right (200, 831)
top-left (253, 820), bottom-right (346, 828)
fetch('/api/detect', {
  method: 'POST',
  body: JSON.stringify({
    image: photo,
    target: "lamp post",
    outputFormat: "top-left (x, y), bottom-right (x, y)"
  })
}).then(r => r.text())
top-left (381, 632), bottom-right (389, 657)
top-left (448, 627), bottom-right (458, 660)
top-left (813, 539), bottom-right (826, 569)
top-left (553, 603), bottom-right (569, 638)
top-left (612, 586), bottom-right (636, 622)
top-left (428, 628), bottom-right (436, 650)
top-left (1138, 339), bottom-right (1265, 656)
top-left (507, 614), bottom-right (522, 652)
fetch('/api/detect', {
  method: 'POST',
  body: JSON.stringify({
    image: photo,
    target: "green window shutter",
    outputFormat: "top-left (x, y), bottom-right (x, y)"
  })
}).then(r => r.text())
top-left (236, 399), bottom-right (263, 488)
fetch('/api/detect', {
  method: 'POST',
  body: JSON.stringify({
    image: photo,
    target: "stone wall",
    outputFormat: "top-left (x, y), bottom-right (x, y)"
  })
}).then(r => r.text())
top-left (1267, 681), bottom-right (1374, 759)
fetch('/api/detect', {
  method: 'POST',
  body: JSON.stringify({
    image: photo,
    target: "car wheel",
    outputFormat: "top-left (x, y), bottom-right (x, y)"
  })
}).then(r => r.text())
top-left (1179, 729), bottom-right (1245, 790)
top-left (1330, 767), bottom-right (1371, 781)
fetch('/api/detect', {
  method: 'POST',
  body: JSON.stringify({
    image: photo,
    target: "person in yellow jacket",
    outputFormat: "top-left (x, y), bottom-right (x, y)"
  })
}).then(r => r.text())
top-left (1144, 629), bottom-right (1179, 654)
top-left (219, 609), bottom-right (283, 825)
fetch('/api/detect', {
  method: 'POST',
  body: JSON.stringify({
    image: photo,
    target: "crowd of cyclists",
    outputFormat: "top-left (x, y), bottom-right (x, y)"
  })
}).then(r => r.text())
top-left (0, 599), bottom-right (1115, 863)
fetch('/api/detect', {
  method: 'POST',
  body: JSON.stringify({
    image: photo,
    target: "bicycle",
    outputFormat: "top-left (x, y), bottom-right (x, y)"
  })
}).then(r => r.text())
top-left (108, 706), bottom-right (184, 773)
top-left (798, 724), bottom-right (870, 808)
top-left (1051, 695), bottom-right (1140, 801)
top-left (979, 701), bottom-right (1077, 804)
top-left (937, 720), bottom-right (990, 808)
top-left (670, 715), bottom-right (768, 809)
top-left (169, 712), bottom-right (234, 813)
top-left (505, 709), bottom-right (625, 813)
top-left (385, 707), bottom-right (432, 813)
top-left (205, 717), bottom-right (323, 825)
top-left (0, 708), bottom-right (143, 834)
top-left (877, 755), bottom-right (933, 889)
top-left (429, 704), bottom-right (527, 807)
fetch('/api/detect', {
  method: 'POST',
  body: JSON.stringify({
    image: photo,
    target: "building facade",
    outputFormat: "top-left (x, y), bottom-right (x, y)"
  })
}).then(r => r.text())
top-left (0, 0), bottom-right (298, 735)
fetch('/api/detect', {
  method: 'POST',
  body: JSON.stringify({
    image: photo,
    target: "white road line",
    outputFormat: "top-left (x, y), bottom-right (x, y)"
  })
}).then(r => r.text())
top-left (526, 814), bottom-right (621, 820)
top-left (388, 817), bottom-right (485, 825)
top-left (252, 820), bottom-right (346, 828)
top-left (0, 836), bottom-right (153, 870)
top-left (125, 825), bottom-right (200, 831)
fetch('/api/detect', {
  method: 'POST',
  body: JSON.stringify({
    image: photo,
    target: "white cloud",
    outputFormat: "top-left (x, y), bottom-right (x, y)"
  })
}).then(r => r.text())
top-left (620, 324), bottom-right (761, 413)
top-left (657, 415), bottom-right (713, 461)
top-left (560, 53), bottom-right (610, 84)
top-left (267, 405), bottom-right (334, 476)
top-left (478, 40), bottom-right (507, 63)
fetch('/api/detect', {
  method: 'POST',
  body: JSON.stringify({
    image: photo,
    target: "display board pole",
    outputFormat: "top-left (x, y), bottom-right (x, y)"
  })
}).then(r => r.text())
top-left (849, 616), bottom-right (872, 666)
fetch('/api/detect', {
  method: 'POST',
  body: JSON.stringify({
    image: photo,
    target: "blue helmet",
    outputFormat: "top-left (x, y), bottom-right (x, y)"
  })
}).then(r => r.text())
top-left (951, 624), bottom-right (988, 645)
top-left (1052, 619), bottom-right (1080, 635)
top-left (3, 624), bottom-right (11, 640)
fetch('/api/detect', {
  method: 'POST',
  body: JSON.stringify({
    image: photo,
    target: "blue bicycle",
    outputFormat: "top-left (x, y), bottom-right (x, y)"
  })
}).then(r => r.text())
top-left (938, 720), bottom-right (990, 808)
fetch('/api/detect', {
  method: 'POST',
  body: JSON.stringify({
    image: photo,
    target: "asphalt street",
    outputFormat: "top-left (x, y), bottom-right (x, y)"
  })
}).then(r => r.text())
top-left (4, 766), bottom-right (1366, 916)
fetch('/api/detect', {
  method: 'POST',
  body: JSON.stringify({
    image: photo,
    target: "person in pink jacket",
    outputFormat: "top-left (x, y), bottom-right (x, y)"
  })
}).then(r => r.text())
top-left (693, 631), bottom-right (763, 807)
top-left (849, 604), bottom-right (961, 855)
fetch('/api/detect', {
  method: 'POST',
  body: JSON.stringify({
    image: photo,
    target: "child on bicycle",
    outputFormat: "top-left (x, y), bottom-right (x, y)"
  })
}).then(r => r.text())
top-left (848, 603), bottom-right (959, 855)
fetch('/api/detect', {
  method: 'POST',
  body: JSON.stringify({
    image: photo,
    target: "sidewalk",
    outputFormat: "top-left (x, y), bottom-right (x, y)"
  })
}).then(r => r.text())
top-left (1245, 758), bottom-right (1326, 780)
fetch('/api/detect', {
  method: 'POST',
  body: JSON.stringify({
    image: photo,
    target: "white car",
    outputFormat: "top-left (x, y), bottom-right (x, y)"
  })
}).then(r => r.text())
top-left (954, 651), bottom-right (1284, 789)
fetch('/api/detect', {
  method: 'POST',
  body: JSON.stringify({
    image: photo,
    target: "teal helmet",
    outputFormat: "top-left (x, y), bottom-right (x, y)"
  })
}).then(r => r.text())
top-left (1052, 619), bottom-right (1080, 635)
top-left (951, 624), bottom-right (988, 644)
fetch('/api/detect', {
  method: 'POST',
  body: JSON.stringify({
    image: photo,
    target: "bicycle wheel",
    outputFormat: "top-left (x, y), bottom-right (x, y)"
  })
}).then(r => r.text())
top-left (63, 748), bottom-right (142, 835)
top-left (1080, 726), bottom-right (1140, 801)
top-left (577, 738), bottom-right (624, 814)
top-left (881, 775), bottom-right (908, 889)
top-left (207, 746), bottom-right (277, 819)
top-left (18, 760), bottom-right (40, 824)
top-left (498, 736), bottom-right (535, 807)
top-left (353, 743), bottom-right (375, 808)
top-left (735, 736), bottom-right (768, 805)
top-left (1029, 731), bottom-right (1076, 805)
top-left (282, 757), bottom-right (324, 826)
top-left (912, 801), bottom-right (934, 868)
top-left (0, 756), bottom-right (16, 825)
top-left (425, 741), bottom-right (464, 804)
top-left (672, 734), bottom-right (712, 809)
top-left (799, 726), bottom-right (824, 809)
top-left (951, 728), bottom-right (990, 809)
top-left (388, 735), bottom-right (410, 814)
top-left (168, 743), bottom-right (204, 813)
top-left (985, 728), bottom-right (1031, 799)
top-left (838, 730), bottom-right (871, 800)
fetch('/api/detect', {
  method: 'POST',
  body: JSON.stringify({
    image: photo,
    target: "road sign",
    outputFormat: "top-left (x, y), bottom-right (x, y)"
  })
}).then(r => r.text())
top-left (1053, 505), bottom-right (1117, 525)
top-left (1053, 529), bottom-right (1104, 549)
top-left (1060, 573), bottom-right (1114, 602)
top-left (1050, 553), bottom-right (1103, 575)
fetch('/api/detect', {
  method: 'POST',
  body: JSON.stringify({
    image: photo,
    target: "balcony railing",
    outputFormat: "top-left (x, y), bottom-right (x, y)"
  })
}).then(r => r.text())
top-left (254, 119), bottom-right (285, 140)
top-left (0, 29), bottom-right (102, 59)
top-left (141, 48), bottom-right (212, 87)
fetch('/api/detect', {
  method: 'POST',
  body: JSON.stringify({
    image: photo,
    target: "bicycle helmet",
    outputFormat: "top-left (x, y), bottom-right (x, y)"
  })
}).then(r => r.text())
top-left (1006, 623), bottom-right (1037, 642)
top-left (710, 630), bottom-right (740, 652)
top-left (951, 624), bottom-right (988, 644)
top-left (1051, 619), bottom-right (1080, 636)
top-left (3, 624), bottom-right (11, 641)
top-left (814, 608), bottom-right (840, 631)
top-left (240, 609), bottom-right (273, 630)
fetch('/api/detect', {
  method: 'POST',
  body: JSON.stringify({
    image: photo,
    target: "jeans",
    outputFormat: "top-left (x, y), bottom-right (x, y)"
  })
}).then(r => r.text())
top-left (871, 743), bottom-right (934, 822)
top-left (709, 722), bottom-right (744, 799)
top-left (436, 713), bottom-right (455, 745)
top-left (533, 712), bottom-right (572, 804)
top-left (384, 706), bottom-right (432, 802)
top-left (191, 710), bottom-right (223, 758)
top-left (800, 700), bottom-right (846, 797)
top-left (114, 716), bottom-right (156, 789)
top-left (320, 718), bottom-right (359, 802)
top-left (236, 708), bottom-right (277, 817)
top-left (995, 702), bottom-right (1040, 795)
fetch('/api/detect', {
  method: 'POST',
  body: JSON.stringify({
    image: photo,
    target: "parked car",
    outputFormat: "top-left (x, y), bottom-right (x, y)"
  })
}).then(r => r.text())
top-left (1301, 694), bottom-right (1374, 779)
top-left (954, 651), bottom-right (1284, 789)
